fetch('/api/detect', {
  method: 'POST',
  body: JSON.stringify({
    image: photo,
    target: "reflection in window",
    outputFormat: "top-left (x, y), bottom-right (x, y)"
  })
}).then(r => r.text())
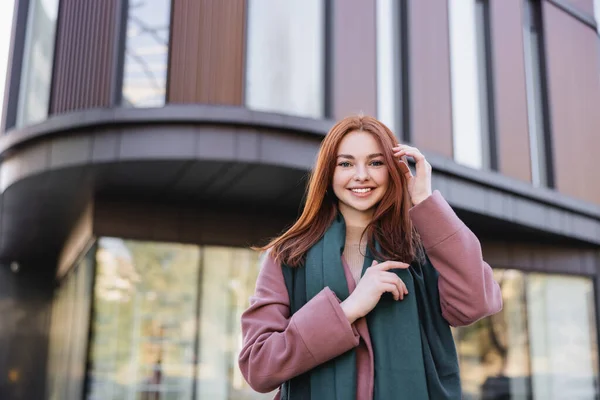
top-left (527, 274), bottom-right (598, 399)
top-left (454, 269), bottom-right (532, 399)
top-left (454, 269), bottom-right (599, 399)
top-left (523, 0), bottom-right (550, 187)
top-left (87, 239), bottom-right (200, 400)
top-left (245, 0), bottom-right (325, 118)
top-left (86, 239), bottom-right (273, 399)
top-left (16, 0), bottom-right (59, 127)
top-left (197, 247), bottom-right (273, 399)
top-left (46, 246), bottom-right (95, 400)
top-left (121, 0), bottom-right (171, 107)
top-left (448, 0), bottom-right (493, 169)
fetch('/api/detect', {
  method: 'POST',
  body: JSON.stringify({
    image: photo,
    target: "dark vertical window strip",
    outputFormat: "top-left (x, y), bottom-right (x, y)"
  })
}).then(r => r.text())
top-left (480, 0), bottom-right (498, 171)
top-left (191, 246), bottom-right (205, 399)
top-left (323, 0), bottom-right (333, 118)
top-left (533, 0), bottom-right (555, 188)
top-left (399, 0), bottom-right (411, 143)
top-left (111, 0), bottom-right (129, 106)
top-left (2, 0), bottom-right (30, 132)
top-left (48, 0), bottom-right (65, 116)
top-left (81, 242), bottom-right (98, 400)
top-left (164, 0), bottom-right (177, 104)
top-left (48, 0), bottom-right (64, 113)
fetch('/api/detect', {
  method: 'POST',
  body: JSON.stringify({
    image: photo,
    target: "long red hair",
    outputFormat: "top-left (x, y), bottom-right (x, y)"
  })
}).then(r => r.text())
top-left (261, 115), bottom-right (422, 267)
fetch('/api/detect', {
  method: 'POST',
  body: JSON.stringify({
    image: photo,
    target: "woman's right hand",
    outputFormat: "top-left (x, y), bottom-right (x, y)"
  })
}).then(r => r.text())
top-left (340, 260), bottom-right (410, 324)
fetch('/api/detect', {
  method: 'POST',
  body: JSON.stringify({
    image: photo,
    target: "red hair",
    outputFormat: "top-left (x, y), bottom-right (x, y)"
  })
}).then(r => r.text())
top-left (260, 115), bottom-right (422, 267)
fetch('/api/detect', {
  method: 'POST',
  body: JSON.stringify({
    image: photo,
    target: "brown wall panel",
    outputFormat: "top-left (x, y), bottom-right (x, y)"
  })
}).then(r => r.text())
top-left (409, 0), bottom-right (453, 157)
top-left (168, 0), bottom-right (245, 105)
top-left (331, 0), bottom-right (377, 119)
top-left (50, 0), bottom-right (117, 114)
top-left (490, 0), bottom-right (532, 182)
top-left (543, 2), bottom-right (600, 204)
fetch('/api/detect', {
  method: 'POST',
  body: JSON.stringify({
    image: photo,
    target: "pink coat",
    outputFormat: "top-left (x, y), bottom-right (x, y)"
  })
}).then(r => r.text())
top-left (239, 191), bottom-right (503, 399)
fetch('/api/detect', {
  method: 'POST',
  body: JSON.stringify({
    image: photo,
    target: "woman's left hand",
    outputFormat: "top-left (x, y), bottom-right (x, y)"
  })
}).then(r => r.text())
top-left (392, 144), bottom-right (432, 206)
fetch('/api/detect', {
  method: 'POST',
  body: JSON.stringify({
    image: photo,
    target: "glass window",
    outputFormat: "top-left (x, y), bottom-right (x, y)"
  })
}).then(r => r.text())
top-left (454, 269), bottom-right (599, 399)
top-left (527, 274), bottom-right (598, 399)
top-left (121, 0), bottom-right (171, 107)
top-left (196, 247), bottom-right (272, 399)
top-left (16, 0), bottom-right (59, 127)
top-left (245, 0), bottom-right (325, 118)
top-left (523, 0), bottom-right (550, 187)
top-left (454, 269), bottom-right (532, 399)
top-left (376, 0), bottom-right (404, 138)
top-left (448, 0), bottom-right (493, 169)
top-left (46, 246), bottom-right (95, 400)
top-left (87, 238), bottom-right (200, 400)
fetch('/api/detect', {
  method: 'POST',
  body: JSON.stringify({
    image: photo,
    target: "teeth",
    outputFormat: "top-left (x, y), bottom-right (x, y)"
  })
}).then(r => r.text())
top-left (351, 188), bottom-right (372, 193)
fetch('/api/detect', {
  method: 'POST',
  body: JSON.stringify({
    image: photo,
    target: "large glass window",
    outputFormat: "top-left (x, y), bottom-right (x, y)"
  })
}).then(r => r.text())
top-left (86, 239), bottom-right (273, 400)
top-left (87, 238), bottom-right (200, 399)
top-left (523, 0), bottom-right (550, 187)
top-left (121, 0), bottom-right (171, 107)
top-left (448, 0), bottom-right (494, 169)
top-left (455, 269), bottom-right (599, 399)
top-left (245, 0), bottom-right (325, 118)
top-left (16, 0), bottom-right (59, 127)
top-left (46, 245), bottom-right (95, 400)
top-left (376, 0), bottom-right (406, 139)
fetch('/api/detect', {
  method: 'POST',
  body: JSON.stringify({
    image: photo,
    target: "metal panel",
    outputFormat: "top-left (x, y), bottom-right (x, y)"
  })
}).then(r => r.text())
top-left (490, 0), bottom-right (533, 182)
top-left (168, 0), bottom-right (246, 105)
top-left (331, 0), bottom-right (377, 119)
top-left (408, 0), bottom-right (454, 157)
top-left (543, 1), bottom-right (600, 204)
top-left (50, 0), bottom-right (117, 114)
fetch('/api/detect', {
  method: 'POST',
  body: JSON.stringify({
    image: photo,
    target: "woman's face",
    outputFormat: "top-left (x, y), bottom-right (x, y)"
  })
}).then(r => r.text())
top-left (332, 130), bottom-right (390, 219)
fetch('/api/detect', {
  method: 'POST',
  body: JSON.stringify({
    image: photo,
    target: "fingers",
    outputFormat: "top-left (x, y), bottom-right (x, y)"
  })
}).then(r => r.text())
top-left (381, 272), bottom-right (408, 298)
top-left (392, 145), bottom-right (431, 175)
top-left (381, 282), bottom-right (401, 301)
top-left (374, 260), bottom-right (410, 271)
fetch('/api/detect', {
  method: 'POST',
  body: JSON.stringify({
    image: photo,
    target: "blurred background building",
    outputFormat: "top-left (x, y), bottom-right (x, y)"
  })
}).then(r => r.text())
top-left (0, 0), bottom-right (599, 399)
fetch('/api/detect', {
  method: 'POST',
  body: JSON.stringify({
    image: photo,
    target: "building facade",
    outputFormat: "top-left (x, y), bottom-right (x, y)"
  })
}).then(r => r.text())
top-left (1, 0), bottom-right (600, 399)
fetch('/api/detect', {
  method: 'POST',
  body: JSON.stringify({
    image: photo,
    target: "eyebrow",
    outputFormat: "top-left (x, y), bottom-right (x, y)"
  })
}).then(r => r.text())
top-left (337, 153), bottom-right (384, 159)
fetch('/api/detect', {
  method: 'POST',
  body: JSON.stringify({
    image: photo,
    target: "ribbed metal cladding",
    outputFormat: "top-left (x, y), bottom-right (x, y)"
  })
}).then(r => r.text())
top-left (408, 0), bottom-right (453, 157)
top-left (489, 0), bottom-right (532, 182)
top-left (168, 0), bottom-right (246, 105)
top-left (50, 0), bottom-right (117, 114)
top-left (543, 1), bottom-right (600, 204)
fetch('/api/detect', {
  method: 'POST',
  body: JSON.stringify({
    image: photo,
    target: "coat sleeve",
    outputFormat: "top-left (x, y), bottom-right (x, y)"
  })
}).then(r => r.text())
top-left (409, 190), bottom-right (503, 327)
top-left (238, 253), bottom-right (360, 393)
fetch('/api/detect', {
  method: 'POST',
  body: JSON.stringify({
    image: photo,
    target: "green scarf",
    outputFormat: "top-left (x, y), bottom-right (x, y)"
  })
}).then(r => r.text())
top-left (281, 213), bottom-right (461, 399)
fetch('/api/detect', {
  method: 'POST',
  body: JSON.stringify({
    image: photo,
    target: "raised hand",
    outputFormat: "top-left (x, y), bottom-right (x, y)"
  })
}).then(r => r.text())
top-left (392, 144), bottom-right (432, 206)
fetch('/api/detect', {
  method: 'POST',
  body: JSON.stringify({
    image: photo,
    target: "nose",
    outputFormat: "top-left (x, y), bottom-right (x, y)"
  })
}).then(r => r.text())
top-left (354, 165), bottom-right (370, 181)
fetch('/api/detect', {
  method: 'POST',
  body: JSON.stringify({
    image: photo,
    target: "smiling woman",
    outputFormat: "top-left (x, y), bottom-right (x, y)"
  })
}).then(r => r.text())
top-left (240, 114), bottom-right (503, 400)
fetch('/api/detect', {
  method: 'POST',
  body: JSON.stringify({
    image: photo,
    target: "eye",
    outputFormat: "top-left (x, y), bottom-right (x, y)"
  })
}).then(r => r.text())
top-left (370, 160), bottom-right (385, 166)
top-left (338, 161), bottom-right (352, 167)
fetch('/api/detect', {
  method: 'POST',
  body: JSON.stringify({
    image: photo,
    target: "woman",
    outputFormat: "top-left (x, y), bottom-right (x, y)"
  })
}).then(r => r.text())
top-left (239, 115), bottom-right (502, 399)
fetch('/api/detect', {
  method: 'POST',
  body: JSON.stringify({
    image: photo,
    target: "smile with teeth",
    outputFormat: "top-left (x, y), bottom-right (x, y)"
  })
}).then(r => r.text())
top-left (350, 188), bottom-right (373, 193)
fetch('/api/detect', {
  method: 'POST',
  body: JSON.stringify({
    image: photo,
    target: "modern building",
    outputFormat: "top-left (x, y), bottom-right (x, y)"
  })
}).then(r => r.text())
top-left (0, 0), bottom-right (599, 399)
